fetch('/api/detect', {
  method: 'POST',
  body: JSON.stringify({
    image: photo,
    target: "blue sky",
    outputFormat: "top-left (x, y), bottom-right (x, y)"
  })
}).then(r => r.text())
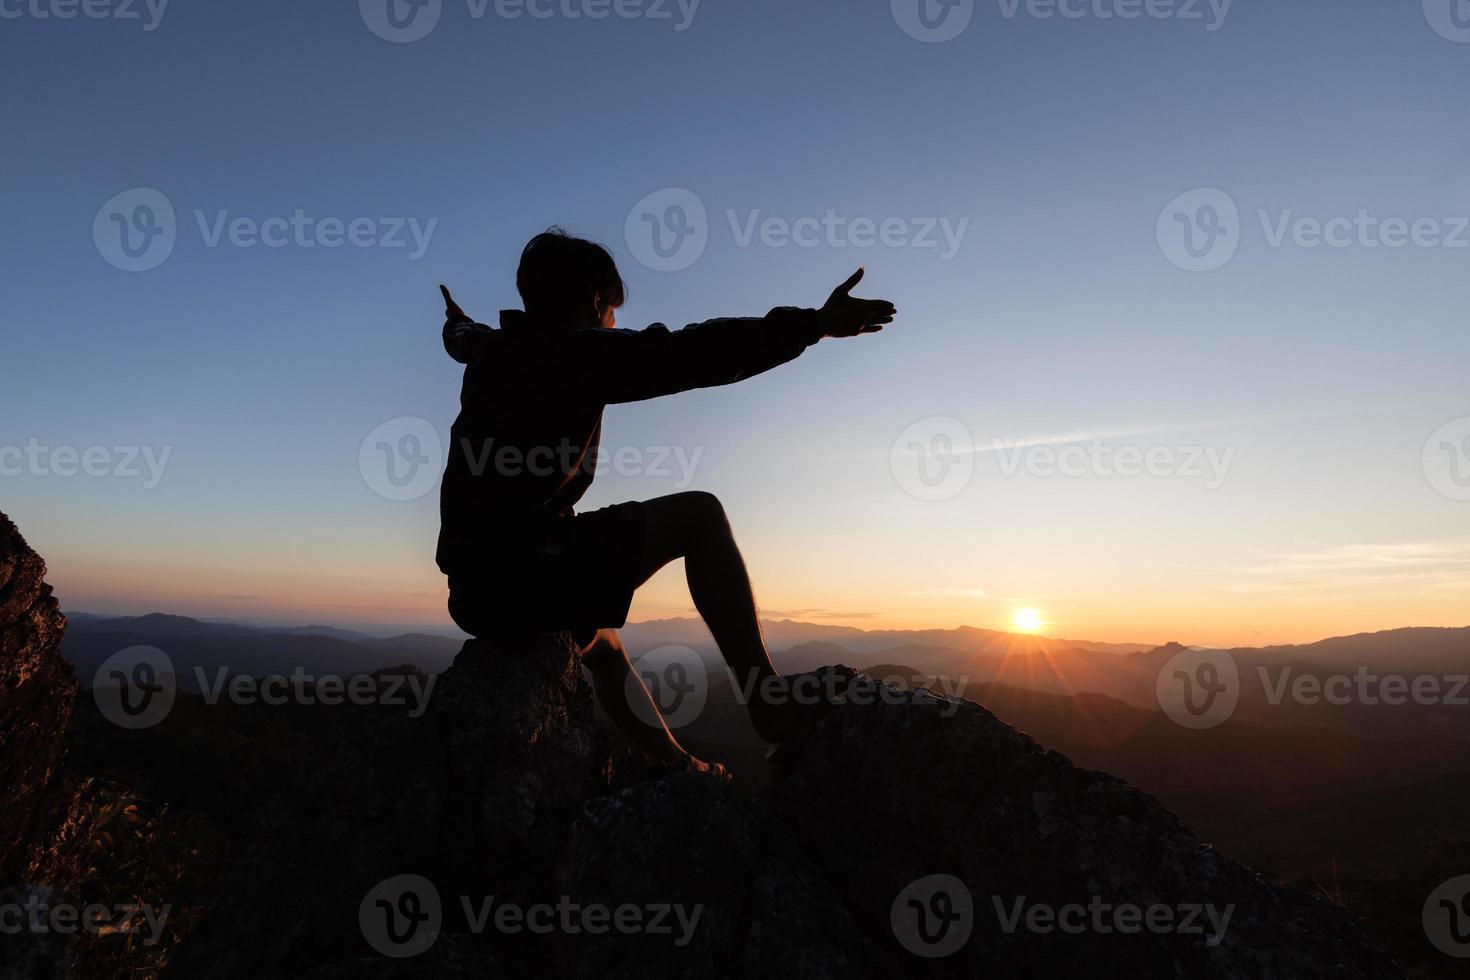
top-left (2, 0), bottom-right (1468, 644)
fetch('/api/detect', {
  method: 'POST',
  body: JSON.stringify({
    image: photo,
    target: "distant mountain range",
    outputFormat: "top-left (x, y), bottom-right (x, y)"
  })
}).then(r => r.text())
top-left (65, 612), bottom-right (1469, 740)
top-left (62, 612), bottom-right (465, 692)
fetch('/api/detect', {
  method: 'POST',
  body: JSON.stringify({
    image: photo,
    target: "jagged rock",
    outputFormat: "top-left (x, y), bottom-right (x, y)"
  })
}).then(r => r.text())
top-left (0, 514), bottom-right (77, 885)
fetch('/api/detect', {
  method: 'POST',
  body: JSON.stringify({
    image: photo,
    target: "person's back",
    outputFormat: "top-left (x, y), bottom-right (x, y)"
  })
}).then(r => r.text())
top-left (436, 308), bottom-right (607, 572)
top-left (436, 227), bottom-right (896, 775)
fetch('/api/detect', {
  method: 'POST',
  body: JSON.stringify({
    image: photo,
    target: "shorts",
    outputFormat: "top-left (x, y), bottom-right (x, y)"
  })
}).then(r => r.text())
top-left (447, 500), bottom-right (646, 646)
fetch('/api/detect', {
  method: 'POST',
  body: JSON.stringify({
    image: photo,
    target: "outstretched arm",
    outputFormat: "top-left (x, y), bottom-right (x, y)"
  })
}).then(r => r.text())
top-left (552, 269), bottom-right (896, 404)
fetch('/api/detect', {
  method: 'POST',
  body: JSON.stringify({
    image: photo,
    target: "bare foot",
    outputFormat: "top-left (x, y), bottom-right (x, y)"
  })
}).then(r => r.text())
top-left (684, 755), bottom-right (732, 781)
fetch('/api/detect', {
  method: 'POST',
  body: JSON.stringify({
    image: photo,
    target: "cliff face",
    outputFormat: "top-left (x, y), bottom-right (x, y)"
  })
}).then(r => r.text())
top-left (560, 669), bottom-right (1405, 979)
top-left (0, 514), bottom-right (77, 884)
top-left (0, 513), bottom-right (1407, 978)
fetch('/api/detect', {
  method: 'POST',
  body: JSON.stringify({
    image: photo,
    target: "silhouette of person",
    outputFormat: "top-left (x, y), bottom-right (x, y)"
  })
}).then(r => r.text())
top-left (438, 229), bottom-right (896, 774)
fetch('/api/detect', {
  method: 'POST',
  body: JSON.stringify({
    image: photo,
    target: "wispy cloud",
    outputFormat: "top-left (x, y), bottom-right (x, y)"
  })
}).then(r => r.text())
top-left (904, 587), bottom-right (990, 599)
top-left (1224, 537), bottom-right (1470, 595)
top-left (764, 607), bottom-right (882, 620)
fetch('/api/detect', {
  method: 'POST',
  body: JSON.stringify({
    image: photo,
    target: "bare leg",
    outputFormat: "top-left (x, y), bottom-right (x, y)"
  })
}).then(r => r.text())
top-left (633, 492), bottom-right (808, 743)
top-left (581, 628), bottom-right (725, 776)
top-left (580, 628), bottom-right (686, 764)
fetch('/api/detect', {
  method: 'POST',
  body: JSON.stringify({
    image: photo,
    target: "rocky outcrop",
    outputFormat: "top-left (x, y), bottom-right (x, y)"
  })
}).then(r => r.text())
top-left (559, 669), bottom-right (1405, 978)
top-left (166, 634), bottom-right (612, 978)
top-left (0, 514), bottom-right (78, 885)
top-left (0, 513), bottom-right (1406, 978)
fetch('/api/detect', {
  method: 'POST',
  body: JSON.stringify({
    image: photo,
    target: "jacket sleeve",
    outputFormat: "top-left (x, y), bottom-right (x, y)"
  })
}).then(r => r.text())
top-left (544, 307), bottom-right (824, 405)
top-left (443, 316), bottom-right (492, 365)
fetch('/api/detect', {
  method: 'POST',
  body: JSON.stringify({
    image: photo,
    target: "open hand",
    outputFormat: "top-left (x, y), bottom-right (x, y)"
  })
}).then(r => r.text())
top-left (440, 284), bottom-right (470, 323)
top-left (817, 269), bottom-right (896, 338)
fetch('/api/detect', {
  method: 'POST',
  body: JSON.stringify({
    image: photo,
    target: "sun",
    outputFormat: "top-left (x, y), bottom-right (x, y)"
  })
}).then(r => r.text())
top-left (1012, 608), bottom-right (1044, 634)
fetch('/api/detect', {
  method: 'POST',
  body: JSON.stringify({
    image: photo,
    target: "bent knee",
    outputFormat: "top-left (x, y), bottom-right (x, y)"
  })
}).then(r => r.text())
top-left (681, 490), bottom-right (729, 530)
top-left (580, 629), bottom-right (626, 669)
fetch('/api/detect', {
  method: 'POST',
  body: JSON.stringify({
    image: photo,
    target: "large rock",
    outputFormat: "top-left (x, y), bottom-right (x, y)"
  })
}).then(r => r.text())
top-left (0, 514), bottom-right (77, 885)
top-left (558, 668), bottom-right (1407, 978)
top-left (166, 634), bottom-right (611, 977)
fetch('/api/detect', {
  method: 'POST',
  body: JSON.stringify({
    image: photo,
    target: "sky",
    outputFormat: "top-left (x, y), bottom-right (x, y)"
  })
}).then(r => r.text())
top-left (2, 0), bottom-right (1469, 647)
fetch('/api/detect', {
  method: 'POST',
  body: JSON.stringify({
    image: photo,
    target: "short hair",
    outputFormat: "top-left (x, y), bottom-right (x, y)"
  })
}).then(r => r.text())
top-left (516, 227), bottom-right (626, 319)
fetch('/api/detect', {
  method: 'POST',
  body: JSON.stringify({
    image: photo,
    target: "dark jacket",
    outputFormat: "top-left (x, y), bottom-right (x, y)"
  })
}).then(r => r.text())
top-left (435, 307), bottom-right (824, 575)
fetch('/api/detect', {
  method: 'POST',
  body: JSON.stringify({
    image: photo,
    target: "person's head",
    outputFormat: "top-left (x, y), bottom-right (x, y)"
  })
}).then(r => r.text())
top-left (516, 227), bottom-right (626, 329)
